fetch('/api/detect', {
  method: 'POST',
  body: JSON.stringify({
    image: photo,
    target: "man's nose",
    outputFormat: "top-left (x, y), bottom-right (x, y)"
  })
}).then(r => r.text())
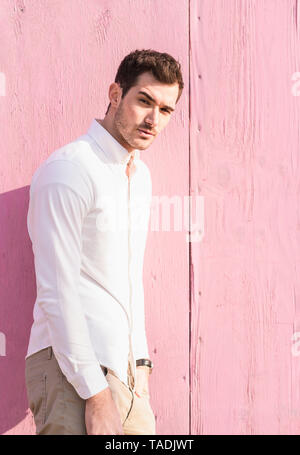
top-left (145, 108), bottom-right (159, 128)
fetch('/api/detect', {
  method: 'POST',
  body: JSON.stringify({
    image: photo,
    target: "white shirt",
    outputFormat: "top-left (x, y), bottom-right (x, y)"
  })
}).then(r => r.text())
top-left (25, 119), bottom-right (152, 399)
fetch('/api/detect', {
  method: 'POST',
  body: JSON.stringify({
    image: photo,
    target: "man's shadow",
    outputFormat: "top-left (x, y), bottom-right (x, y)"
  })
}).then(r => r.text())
top-left (0, 186), bottom-right (36, 434)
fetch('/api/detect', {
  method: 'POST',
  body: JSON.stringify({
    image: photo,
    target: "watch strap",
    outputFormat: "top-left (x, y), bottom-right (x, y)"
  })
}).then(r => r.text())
top-left (136, 358), bottom-right (153, 370)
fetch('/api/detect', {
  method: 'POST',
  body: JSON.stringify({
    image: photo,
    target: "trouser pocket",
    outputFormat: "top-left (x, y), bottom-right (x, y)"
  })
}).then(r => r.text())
top-left (105, 372), bottom-right (134, 425)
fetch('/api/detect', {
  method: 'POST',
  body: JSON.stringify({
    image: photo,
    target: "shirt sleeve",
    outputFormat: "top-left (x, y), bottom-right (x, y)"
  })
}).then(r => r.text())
top-left (131, 283), bottom-right (150, 361)
top-left (27, 158), bottom-right (109, 399)
top-left (131, 164), bottom-right (152, 361)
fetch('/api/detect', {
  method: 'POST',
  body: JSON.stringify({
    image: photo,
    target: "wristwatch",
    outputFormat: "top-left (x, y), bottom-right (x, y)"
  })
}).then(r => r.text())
top-left (136, 358), bottom-right (153, 373)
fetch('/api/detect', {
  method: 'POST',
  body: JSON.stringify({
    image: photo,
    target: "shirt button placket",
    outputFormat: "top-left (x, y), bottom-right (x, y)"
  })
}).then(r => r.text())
top-left (126, 155), bottom-right (136, 391)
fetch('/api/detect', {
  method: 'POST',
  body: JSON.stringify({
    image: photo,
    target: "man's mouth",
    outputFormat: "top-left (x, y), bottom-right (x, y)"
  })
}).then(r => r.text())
top-left (137, 128), bottom-right (155, 137)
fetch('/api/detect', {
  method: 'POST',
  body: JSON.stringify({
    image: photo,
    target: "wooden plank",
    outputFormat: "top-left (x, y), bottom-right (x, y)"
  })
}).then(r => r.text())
top-left (0, 0), bottom-right (189, 435)
top-left (190, 0), bottom-right (300, 434)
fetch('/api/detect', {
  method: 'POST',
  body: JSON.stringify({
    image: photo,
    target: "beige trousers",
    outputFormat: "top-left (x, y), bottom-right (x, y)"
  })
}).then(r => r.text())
top-left (25, 346), bottom-right (156, 435)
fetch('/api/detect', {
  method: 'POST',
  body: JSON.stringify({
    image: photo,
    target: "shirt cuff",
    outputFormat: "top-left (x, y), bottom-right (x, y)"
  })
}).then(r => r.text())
top-left (134, 350), bottom-right (150, 362)
top-left (132, 339), bottom-right (150, 361)
top-left (68, 363), bottom-right (109, 399)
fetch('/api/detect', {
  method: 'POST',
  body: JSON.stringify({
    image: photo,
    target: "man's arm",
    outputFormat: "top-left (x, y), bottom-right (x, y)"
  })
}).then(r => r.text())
top-left (28, 159), bottom-right (124, 434)
top-left (130, 165), bottom-right (153, 394)
top-left (28, 159), bottom-right (107, 399)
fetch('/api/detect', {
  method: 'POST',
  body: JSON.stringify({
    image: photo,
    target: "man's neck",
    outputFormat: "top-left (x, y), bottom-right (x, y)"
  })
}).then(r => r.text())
top-left (96, 117), bottom-right (135, 157)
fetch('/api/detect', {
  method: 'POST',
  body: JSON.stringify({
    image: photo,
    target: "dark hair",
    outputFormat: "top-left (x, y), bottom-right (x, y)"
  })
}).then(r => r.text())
top-left (105, 49), bottom-right (184, 115)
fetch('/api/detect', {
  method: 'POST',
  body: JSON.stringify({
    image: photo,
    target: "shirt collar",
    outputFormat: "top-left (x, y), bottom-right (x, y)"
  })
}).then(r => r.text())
top-left (87, 119), bottom-right (140, 165)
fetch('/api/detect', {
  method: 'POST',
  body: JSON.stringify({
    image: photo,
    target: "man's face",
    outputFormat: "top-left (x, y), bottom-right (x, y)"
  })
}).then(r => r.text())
top-left (112, 71), bottom-right (179, 151)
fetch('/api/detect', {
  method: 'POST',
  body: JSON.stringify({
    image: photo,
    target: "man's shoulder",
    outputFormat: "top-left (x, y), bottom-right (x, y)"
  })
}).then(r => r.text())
top-left (137, 157), bottom-right (151, 179)
top-left (44, 134), bottom-right (97, 170)
top-left (30, 134), bottom-right (99, 197)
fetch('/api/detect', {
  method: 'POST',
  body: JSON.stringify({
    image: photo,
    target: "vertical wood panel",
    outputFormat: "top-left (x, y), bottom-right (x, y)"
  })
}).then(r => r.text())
top-left (190, 0), bottom-right (300, 434)
top-left (0, 0), bottom-right (189, 434)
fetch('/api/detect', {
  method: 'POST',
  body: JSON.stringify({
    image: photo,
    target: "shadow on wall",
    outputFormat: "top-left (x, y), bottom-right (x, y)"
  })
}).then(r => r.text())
top-left (0, 186), bottom-right (36, 434)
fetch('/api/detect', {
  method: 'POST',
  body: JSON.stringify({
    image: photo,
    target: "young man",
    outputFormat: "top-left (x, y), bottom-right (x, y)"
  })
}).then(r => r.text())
top-left (25, 49), bottom-right (184, 435)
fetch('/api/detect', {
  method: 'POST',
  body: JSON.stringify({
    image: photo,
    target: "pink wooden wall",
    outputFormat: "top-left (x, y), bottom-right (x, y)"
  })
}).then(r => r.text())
top-left (0, 0), bottom-right (189, 435)
top-left (1, 0), bottom-right (300, 435)
top-left (190, 0), bottom-right (300, 435)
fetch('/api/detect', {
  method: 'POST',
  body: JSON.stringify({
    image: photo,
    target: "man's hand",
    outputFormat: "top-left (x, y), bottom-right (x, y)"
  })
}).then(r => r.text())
top-left (85, 386), bottom-right (124, 435)
top-left (134, 365), bottom-right (150, 398)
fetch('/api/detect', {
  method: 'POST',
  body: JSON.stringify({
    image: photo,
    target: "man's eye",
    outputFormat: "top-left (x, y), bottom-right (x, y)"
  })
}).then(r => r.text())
top-left (139, 98), bottom-right (170, 114)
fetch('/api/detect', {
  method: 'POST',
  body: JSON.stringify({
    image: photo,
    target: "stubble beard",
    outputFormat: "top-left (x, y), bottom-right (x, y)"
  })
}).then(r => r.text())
top-left (114, 103), bottom-right (149, 151)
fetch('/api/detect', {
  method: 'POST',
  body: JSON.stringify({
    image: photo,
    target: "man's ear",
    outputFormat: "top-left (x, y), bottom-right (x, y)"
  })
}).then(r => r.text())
top-left (109, 82), bottom-right (122, 108)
